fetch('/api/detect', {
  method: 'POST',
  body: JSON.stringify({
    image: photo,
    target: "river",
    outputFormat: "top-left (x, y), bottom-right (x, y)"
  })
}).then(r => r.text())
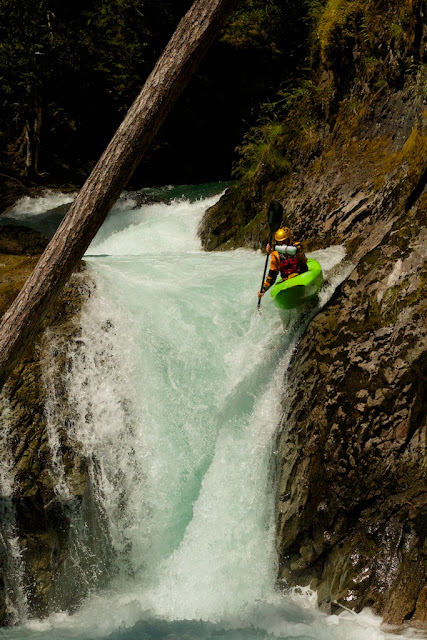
top-left (0, 185), bottom-right (418, 640)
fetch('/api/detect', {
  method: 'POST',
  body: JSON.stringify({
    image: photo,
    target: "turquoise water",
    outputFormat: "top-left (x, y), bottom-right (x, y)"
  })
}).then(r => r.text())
top-left (0, 187), bottom-right (418, 640)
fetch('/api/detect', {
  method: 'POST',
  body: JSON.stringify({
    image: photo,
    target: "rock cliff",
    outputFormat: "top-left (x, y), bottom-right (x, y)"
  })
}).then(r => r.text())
top-left (275, 200), bottom-right (426, 628)
top-left (0, 226), bottom-right (111, 624)
top-left (200, 0), bottom-right (426, 629)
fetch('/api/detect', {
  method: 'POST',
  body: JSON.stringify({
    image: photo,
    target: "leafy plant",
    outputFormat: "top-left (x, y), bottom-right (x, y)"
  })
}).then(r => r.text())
top-left (232, 77), bottom-right (318, 181)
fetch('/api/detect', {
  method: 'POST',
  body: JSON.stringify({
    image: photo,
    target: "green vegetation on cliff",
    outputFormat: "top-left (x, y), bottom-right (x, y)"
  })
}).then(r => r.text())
top-left (200, 0), bottom-right (426, 252)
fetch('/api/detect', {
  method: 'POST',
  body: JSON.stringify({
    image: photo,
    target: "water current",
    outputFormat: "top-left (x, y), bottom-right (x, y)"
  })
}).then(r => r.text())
top-left (0, 185), bottom-right (419, 640)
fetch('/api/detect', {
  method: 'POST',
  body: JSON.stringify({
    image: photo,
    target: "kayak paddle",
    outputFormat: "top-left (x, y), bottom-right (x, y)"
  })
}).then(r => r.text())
top-left (257, 200), bottom-right (283, 310)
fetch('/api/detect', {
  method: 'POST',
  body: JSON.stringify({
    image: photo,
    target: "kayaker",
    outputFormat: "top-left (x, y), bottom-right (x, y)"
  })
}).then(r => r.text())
top-left (257, 227), bottom-right (307, 299)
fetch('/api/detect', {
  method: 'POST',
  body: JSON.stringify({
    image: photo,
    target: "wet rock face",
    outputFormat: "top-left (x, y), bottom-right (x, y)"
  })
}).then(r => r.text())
top-left (276, 201), bottom-right (426, 627)
top-left (0, 225), bottom-right (49, 255)
top-left (0, 226), bottom-right (111, 624)
top-left (269, 75), bottom-right (427, 624)
top-left (198, 3), bottom-right (426, 628)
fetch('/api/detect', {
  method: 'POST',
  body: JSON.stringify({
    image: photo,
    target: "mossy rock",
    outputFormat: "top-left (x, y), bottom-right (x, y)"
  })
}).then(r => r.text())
top-left (0, 223), bottom-right (110, 622)
top-left (0, 225), bottom-right (49, 255)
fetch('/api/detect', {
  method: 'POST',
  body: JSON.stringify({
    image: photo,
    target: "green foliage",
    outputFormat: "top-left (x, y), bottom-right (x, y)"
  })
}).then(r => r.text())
top-left (390, 22), bottom-right (404, 40)
top-left (306, 0), bottom-right (422, 70)
top-left (233, 78), bottom-right (318, 182)
top-left (224, 0), bottom-right (319, 184)
top-left (222, 0), bottom-right (309, 58)
top-left (314, 0), bottom-right (369, 64)
top-left (303, 0), bottom-right (328, 26)
top-left (233, 123), bottom-right (290, 181)
top-left (275, 79), bottom-right (318, 118)
top-left (224, 0), bottom-right (426, 219)
top-left (221, 0), bottom-right (283, 53)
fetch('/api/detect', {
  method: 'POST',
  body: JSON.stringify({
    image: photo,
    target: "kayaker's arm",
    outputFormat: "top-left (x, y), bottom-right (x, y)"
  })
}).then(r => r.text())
top-left (263, 268), bottom-right (279, 291)
top-left (295, 242), bottom-right (307, 264)
top-left (258, 252), bottom-right (279, 297)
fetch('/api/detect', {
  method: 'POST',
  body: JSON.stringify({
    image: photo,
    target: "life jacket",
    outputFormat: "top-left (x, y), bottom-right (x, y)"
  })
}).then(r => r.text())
top-left (278, 253), bottom-right (300, 279)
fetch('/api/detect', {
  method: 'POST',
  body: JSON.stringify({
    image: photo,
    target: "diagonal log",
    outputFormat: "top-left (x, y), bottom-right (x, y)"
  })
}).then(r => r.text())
top-left (0, 0), bottom-right (236, 388)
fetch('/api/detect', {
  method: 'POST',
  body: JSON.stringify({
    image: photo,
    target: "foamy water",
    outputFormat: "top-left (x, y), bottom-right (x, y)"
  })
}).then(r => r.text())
top-left (0, 187), bottom-right (420, 640)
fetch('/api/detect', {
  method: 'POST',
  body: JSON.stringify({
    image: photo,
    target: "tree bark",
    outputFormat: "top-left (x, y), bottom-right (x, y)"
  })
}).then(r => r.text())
top-left (0, 0), bottom-right (236, 388)
top-left (24, 120), bottom-right (33, 174)
top-left (33, 87), bottom-right (42, 175)
top-left (24, 86), bottom-right (43, 176)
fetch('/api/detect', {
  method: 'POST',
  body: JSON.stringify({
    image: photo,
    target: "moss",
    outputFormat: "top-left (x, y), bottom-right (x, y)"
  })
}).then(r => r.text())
top-left (221, 0), bottom-right (282, 55)
top-left (316, 0), bottom-right (367, 65)
top-left (0, 254), bottom-right (41, 314)
top-left (328, 111), bottom-right (427, 195)
top-left (314, 0), bottom-right (419, 69)
top-left (346, 202), bottom-right (427, 332)
top-left (390, 22), bottom-right (404, 40)
top-left (382, 120), bottom-right (427, 184)
top-left (385, 270), bottom-right (426, 315)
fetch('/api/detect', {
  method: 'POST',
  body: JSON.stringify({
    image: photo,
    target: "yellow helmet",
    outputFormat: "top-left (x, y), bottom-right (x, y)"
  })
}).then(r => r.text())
top-left (274, 227), bottom-right (292, 243)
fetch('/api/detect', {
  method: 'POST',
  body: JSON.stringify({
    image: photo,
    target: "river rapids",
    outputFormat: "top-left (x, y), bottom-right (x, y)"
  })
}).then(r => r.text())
top-left (0, 185), bottom-right (419, 640)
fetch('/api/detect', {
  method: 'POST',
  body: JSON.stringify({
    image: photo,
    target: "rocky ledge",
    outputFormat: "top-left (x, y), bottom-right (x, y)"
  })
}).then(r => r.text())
top-left (276, 198), bottom-right (426, 630)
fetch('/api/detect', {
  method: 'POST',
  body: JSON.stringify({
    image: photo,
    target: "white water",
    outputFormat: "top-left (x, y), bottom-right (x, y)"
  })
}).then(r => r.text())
top-left (0, 189), bottom-right (420, 640)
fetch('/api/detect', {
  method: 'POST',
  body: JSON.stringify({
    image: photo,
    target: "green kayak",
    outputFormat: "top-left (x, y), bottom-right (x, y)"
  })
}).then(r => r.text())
top-left (270, 258), bottom-right (323, 310)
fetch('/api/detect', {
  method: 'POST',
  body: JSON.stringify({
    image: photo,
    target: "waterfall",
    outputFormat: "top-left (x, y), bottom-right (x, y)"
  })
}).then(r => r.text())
top-left (0, 186), bottom-right (412, 640)
top-left (0, 401), bottom-right (29, 625)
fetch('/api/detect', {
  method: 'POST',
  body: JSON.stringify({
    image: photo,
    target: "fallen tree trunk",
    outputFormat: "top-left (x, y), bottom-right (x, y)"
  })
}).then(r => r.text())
top-left (0, 0), bottom-right (236, 388)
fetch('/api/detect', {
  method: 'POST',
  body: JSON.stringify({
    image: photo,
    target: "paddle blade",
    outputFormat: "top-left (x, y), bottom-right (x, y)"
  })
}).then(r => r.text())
top-left (267, 200), bottom-right (283, 232)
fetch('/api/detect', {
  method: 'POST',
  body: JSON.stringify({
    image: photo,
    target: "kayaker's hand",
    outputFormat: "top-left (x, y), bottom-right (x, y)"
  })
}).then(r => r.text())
top-left (266, 243), bottom-right (271, 254)
top-left (257, 290), bottom-right (264, 299)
